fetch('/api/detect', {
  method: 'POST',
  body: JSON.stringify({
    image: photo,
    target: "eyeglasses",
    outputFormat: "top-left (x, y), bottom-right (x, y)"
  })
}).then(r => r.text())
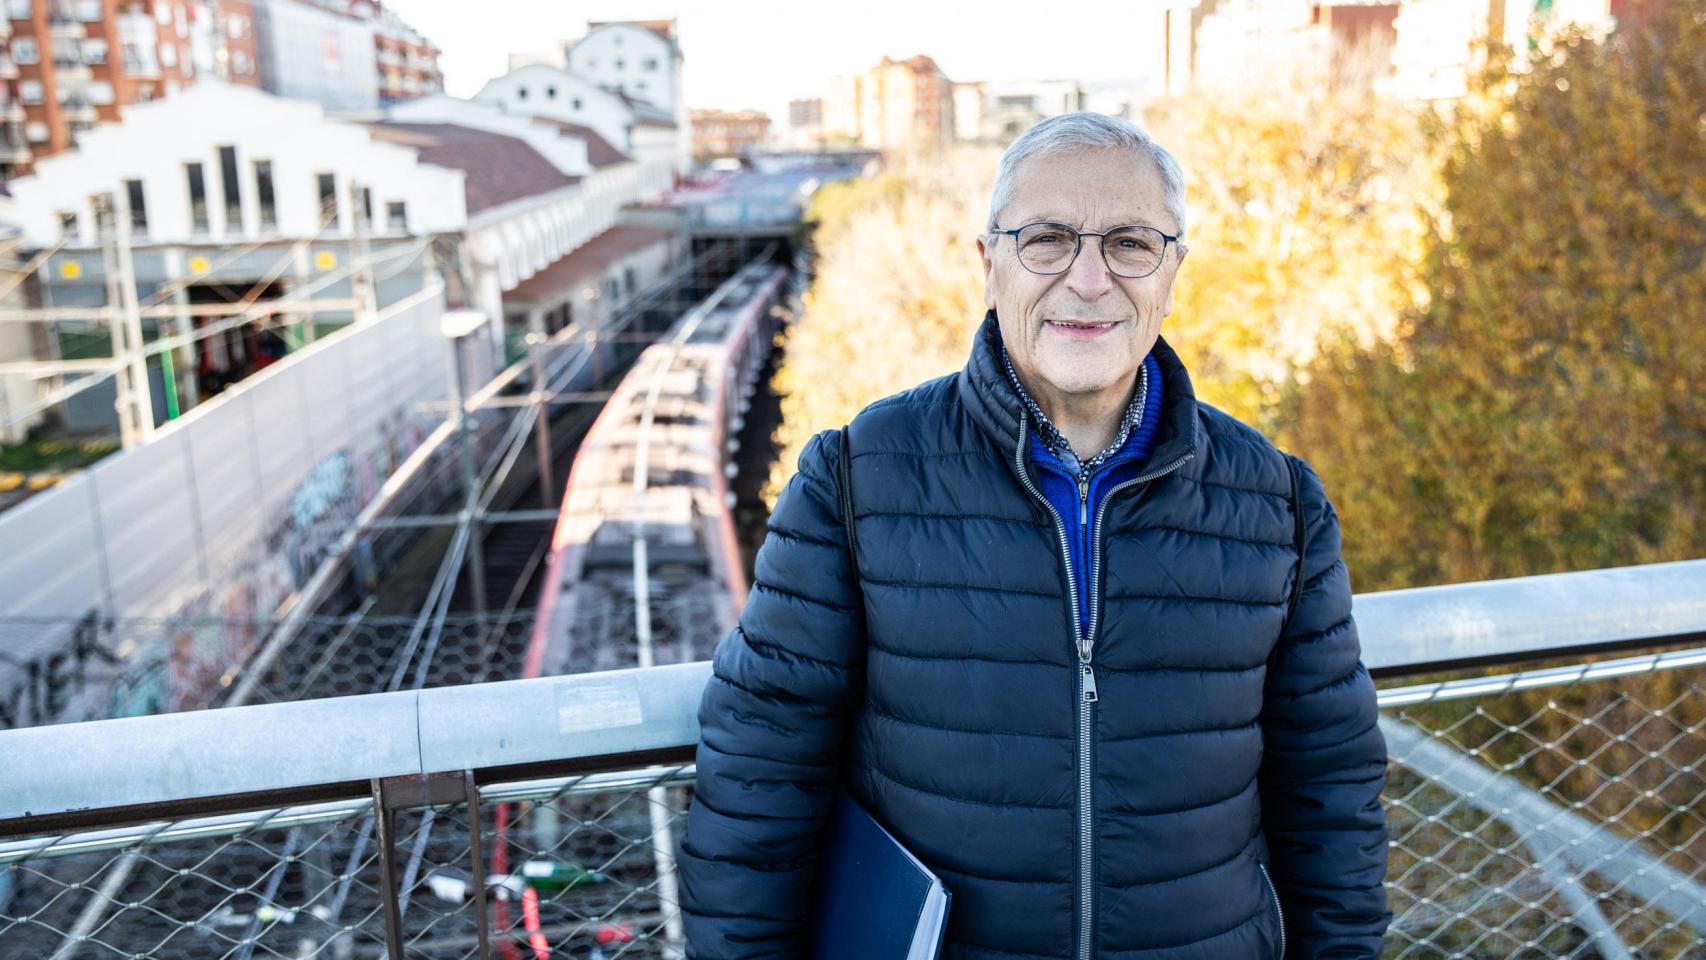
top-left (990, 221), bottom-right (1182, 279)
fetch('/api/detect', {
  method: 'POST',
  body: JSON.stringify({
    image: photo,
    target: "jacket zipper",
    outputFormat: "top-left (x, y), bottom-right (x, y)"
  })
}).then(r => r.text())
top-left (1258, 863), bottom-right (1287, 958)
top-left (1012, 418), bottom-right (1193, 960)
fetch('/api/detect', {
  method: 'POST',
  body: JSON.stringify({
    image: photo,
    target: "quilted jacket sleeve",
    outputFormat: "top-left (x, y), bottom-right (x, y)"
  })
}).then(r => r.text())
top-left (1259, 455), bottom-right (1392, 959)
top-left (676, 428), bottom-right (867, 959)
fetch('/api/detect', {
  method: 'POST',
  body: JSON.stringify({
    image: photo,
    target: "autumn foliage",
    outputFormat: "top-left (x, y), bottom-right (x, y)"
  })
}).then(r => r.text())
top-left (771, 3), bottom-right (1705, 592)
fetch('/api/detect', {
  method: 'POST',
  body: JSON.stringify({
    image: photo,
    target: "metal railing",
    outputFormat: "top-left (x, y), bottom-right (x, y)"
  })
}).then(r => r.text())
top-left (2, 560), bottom-right (1704, 958)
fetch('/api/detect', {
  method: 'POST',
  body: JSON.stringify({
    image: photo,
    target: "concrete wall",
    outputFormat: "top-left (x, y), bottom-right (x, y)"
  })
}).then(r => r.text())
top-left (0, 281), bottom-right (450, 728)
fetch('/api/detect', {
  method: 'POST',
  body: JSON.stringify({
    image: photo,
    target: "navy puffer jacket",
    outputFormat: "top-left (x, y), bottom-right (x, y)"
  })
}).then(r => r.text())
top-left (678, 313), bottom-right (1391, 959)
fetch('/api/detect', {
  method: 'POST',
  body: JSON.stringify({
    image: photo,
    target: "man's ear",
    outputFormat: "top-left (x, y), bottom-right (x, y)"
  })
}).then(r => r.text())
top-left (978, 235), bottom-right (997, 310)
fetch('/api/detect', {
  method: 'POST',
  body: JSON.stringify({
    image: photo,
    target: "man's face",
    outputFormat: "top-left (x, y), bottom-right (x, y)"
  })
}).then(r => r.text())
top-left (978, 148), bottom-right (1186, 403)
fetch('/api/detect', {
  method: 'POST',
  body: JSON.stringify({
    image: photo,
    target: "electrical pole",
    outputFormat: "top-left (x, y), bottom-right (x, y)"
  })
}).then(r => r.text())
top-left (348, 180), bottom-right (378, 323)
top-left (96, 193), bottom-right (153, 448)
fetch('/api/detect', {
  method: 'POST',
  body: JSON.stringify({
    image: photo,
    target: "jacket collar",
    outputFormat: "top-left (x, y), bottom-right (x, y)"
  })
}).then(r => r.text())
top-left (956, 309), bottom-right (1200, 484)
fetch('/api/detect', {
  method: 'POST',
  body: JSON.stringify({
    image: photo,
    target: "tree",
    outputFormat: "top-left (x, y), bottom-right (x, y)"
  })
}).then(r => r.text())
top-left (1286, 3), bottom-right (1706, 590)
top-left (1146, 57), bottom-right (1437, 429)
top-left (767, 149), bottom-right (997, 500)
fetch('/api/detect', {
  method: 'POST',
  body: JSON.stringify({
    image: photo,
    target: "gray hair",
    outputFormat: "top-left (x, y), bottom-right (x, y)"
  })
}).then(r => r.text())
top-left (986, 112), bottom-right (1187, 240)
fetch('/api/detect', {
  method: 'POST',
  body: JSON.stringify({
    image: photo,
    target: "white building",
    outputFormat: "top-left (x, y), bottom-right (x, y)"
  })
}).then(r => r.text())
top-left (6, 82), bottom-right (463, 251)
top-left (472, 64), bottom-right (682, 178)
top-left (562, 19), bottom-right (689, 174)
top-left (374, 94), bottom-right (680, 368)
top-left (1, 80), bottom-right (464, 432)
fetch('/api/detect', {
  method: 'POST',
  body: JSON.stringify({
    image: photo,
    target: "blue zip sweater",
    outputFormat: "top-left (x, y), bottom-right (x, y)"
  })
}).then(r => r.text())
top-left (1024, 350), bottom-right (1164, 640)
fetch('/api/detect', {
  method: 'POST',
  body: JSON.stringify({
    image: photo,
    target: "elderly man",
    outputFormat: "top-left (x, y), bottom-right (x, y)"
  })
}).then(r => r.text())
top-left (677, 112), bottom-right (1391, 959)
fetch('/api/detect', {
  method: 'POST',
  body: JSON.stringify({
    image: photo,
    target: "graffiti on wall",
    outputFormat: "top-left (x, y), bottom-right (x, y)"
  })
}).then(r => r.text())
top-left (0, 610), bottom-right (118, 729)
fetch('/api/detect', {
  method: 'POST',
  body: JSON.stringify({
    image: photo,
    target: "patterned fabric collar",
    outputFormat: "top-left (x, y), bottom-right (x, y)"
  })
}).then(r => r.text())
top-left (999, 344), bottom-right (1151, 476)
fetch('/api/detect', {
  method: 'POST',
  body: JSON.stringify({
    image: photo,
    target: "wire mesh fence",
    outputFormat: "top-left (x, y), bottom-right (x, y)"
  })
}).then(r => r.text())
top-left (3, 649), bottom-right (1703, 959)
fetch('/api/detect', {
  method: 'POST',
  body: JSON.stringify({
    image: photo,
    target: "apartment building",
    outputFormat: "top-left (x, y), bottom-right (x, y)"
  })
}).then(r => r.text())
top-left (823, 54), bottom-right (953, 155)
top-left (690, 107), bottom-right (769, 162)
top-left (1, 0), bottom-right (262, 178)
top-left (0, 0), bottom-right (437, 179)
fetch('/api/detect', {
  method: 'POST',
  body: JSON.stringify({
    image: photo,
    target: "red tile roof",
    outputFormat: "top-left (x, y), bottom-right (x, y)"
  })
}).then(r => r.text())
top-left (364, 122), bottom-right (579, 215)
top-left (506, 225), bottom-right (678, 305)
top-left (529, 117), bottom-right (629, 168)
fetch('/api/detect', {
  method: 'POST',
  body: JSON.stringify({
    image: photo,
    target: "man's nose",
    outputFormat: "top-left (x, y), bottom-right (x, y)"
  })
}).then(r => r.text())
top-left (1063, 236), bottom-right (1114, 301)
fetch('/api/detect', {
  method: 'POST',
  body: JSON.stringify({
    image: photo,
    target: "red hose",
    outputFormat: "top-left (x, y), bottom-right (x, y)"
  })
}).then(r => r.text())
top-left (522, 886), bottom-right (551, 960)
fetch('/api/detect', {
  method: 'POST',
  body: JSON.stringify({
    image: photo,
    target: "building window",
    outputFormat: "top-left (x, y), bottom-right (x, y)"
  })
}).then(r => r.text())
top-left (315, 172), bottom-right (336, 225)
top-left (154, 2), bottom-right (169, 26)
top-left (73, 0), bottom-right (99, 20)
top-left (253, 159), bottom-right (275, 228)
top-left (85, 80), bottom-right (113, 105)
top-left (51, 35), bottom-right (81, 67)
top-left (5, 0), bottom-right (30, 19)
top-left (233, 51), bottom-right (252, 75)
top-left (614, 58), bottom-right (624, 70)
top-left (635, 80), bottom-right (647, 92)
top-left (644, 58), bottom-right (658, 71)
top-left (218, 145), bottom-right (241, 230)
top-left (185, 161), bottom-right (208, 232)
top-left (125, 179), bottom-right (147, 236)
top-left (159, 41), bottom-right (176, 68)
top-left (82, 37), bottom-right (107, 64)
top-left (545, 85), bottom-right (556, 99)
top-left (624, 267), bottom-right (636, 295)
top-left (57, 211), bottom-right (77, 236)
top-left (516, 85), bottom-right (527, 100)
top-left (12, 38), bottom-right (38, 67)
top-left (386, 200), bottom-right (406, 231)
top-left (571, 97), bottom-right (581, 110)
top-left (227, 14), bottom-right (249, 39)
top-left (356, 186), bottom-right (372, 227)
top-left (18, 80), bottom-right (42, 105)
top-left (25, 121), bottom-right (48, 141)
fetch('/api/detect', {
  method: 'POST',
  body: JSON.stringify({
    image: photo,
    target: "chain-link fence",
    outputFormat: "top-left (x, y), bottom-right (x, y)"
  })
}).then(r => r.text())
top-left (4, 647), bottom-right (1704, 959)
top-left (0, 766), bottom-right (693, 960)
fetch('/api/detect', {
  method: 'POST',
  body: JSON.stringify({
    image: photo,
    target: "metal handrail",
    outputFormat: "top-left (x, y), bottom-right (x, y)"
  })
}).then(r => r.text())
top-left (2, 559), bottom-right (1704, 837)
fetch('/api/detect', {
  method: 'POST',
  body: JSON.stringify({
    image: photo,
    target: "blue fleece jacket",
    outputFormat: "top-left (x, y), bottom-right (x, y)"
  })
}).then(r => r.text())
top-left (1025, 350), bottom-right (1164, 640)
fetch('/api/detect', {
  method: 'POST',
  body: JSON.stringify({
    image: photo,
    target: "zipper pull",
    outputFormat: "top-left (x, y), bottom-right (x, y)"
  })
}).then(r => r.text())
top-left (1077, 476), bottom-right (1089, 526)
top-left (1081, 662), bottom-right (1098, 702)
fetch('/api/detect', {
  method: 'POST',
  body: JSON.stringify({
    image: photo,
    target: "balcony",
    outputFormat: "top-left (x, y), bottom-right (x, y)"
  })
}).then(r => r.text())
top-left (0, 561), bottom-right (1702, 956)
top-left (0, 55), bottom-right (17, 80)
top-left (51, 57), bottom-right (90, 81)
top-left (1, 100), bottom-right (22, 121)
top-left (57, 96), bottom-right (94, 122)
top-left (0, 135), bottom-right (30, 165)
top-left (121, 53), bottom-right (159, 79)
top-left (46, 13), bottom-right (84, 40)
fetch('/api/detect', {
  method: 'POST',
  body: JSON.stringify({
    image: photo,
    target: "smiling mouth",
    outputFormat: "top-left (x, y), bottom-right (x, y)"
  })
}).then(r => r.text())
top-left (1046, 319), bottom-right (1122, 330)
top-left (1044, 318), bottom-right (1125, 334)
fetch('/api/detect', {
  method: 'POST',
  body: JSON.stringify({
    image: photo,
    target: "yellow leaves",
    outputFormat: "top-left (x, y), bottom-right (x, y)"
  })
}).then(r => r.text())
top-left (1288, 0), bottom-right (1706, 590)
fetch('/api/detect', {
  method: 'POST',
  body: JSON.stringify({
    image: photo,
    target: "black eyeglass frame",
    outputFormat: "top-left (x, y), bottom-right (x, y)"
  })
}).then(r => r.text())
top-left (989, 220), bottom-right (1185, 280)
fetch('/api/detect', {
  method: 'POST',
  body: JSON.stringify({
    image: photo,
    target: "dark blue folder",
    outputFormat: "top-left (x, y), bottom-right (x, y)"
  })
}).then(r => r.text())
top-left (807, 792), bottom-right (952, 959)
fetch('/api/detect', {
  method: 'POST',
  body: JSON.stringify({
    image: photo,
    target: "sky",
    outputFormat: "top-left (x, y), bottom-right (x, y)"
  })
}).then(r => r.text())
top-left (383, 1), bottom-right (1171, 122)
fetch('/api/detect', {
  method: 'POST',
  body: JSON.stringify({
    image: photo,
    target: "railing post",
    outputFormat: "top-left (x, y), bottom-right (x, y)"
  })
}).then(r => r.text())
top-left (464, 771), bottom-right (494, 960)
top-left (371, 778), bottom-right (406, 960)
